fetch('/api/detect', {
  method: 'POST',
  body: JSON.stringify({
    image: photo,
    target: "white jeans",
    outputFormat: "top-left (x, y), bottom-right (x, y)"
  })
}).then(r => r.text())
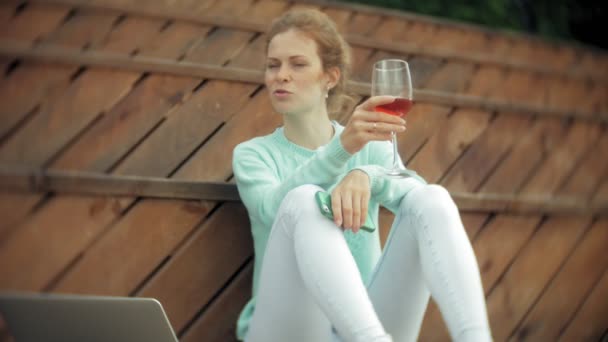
top-left (245, 183), bottom-right (492, 342)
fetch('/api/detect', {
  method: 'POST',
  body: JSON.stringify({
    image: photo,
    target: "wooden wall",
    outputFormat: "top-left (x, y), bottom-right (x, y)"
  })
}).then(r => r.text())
top-left (0, 0), bottom-right (607, 341)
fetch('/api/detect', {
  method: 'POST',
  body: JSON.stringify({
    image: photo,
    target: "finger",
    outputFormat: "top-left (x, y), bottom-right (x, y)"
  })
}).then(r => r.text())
top-left (367, 121), bottom-right (406, 133)
top-left (364, 131), bottom-right (393, 142)
top-left (360, 192), bottom-right (370, 228)
top-left (355, 108), bottom-right (406, 126)
top-left (352, 192), bottom-right (361, 233)
top-left (341, 193), bottom-right (353, 229)
top-left (331, 192), bottom-right (342, 227)
top-left (359, 96), bottom-right (396, 111)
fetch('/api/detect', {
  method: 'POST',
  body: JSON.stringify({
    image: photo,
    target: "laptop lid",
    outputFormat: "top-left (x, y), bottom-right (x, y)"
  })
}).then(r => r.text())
top-left (0, 292), bottom-right (178, 342)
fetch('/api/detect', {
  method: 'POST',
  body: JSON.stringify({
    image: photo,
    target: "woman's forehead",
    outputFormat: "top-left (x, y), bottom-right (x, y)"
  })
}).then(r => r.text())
top-left (267, 29), bottom-right (319, 60)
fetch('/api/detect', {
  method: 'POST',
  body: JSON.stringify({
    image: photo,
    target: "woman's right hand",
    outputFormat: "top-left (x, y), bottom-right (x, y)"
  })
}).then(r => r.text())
top-left (340, 96), bottom-right (407, 154)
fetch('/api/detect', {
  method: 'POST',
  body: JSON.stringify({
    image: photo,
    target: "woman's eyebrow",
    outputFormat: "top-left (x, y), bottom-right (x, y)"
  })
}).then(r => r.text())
top-left (267, 55), bottom-right (308, 61)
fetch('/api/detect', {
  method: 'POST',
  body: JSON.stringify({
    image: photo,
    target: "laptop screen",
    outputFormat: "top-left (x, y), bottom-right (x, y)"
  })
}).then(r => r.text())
top-left (0, 292), bottom-right (178, 342)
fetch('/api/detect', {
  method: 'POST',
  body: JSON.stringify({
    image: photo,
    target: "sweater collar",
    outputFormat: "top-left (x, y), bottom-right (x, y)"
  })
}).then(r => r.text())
top-left (272, 121), bottom-right (344, 157)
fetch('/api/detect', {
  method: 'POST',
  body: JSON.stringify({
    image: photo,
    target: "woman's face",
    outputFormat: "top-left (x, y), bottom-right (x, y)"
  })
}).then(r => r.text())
top-left (265, 29), bottom-right (334, 117)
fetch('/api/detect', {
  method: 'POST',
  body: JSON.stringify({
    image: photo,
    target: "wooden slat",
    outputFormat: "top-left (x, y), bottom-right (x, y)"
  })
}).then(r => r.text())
top-left (46, 83), bottom-right (255, 299)
top-left (486, 216), bottom-right (592, 341)
top-left (52, 197), bottom-right (213, 294)
top-left (441, 114), bottom-right (532, 192)
top-left (519, 122), bottom-right (602, 197)
top-left (50, 74), bottom-right (199, 171)
top-left (0, 14), bottom-right (209, 240)
top-left (0, 67), bottom-right (140, 166)
top-left (408, 109), bottom-right (492, 183)
top-left (180, 262), bottom-right (253, 342)
top-left (20, 0), bottom-right (608, 84)
top-left (0, 62), bottom-right (74, 140)
top-left (137, 22), bottom-right (213, 60)
top-left (0, 192), bottom-right (44, 243)
top-left (136, 202), bottom-right (252, 333)
top-left (3, 166), bottom-right (605, 215)
top-left (558, 268), bottom-right (608, 341)
top-left (112, 81), bottom-right (258, 177)
top-left (40, 8), bottom-right (118, 49)
top-left (0, 3), bottom-right (69, 43)
top-left (419, 107), bottom-right (598, 339)
top-left (0, 16), bottom-right (247, 291)
top-left (481, 122), bottom-right (604, 340)
top-left (183, 28), bottom-right (255, 65)
top-left (510, 219), bottom-right (608, 341)
top-left (466, 65), bottom-right (507, 97)
top-left (407, 56), bottom-right (444, 89)
top-left (422, 61), bottom-right (477, 93)
top-left (91, 16), bottom-right (167, 54)
top-left (417, 113), bottom-right (537, 340)
top-left (0, 4), bottom-right (125, 240)
top-left (1, 41), bottom-right (605, 122)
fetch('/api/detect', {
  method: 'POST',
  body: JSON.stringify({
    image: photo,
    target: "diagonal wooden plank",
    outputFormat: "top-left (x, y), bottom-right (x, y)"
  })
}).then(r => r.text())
top-left (440, 113), bottom-right (533, 192)
top-left (0, 62), bottom-right (75, 140)
top-left (0, 68), bottom-right (140, 167)
top-left (407, 109), bottom-right (492, 184)
top-left (50, 74), bottom-right (199, 171)
top-left (486, 216), bottom-right (592, 341)
top-left (398, 104), bottom-right (451, 162)
top-left (0, 19), bottom-right (210, 241)
top-left (3, 41), bottom-right (604, 122)
top-left (0, 14), bottom-right (254, 292)
top-left (137, 22), bottom-right (213, 60)
top-left (419, 108), bottom-right (596, 338)
top-left (40, 8), bottom-right (118, 49)
top-left (45, 84), bottom-right (255, 296)
top-left (0, 5), bottom-right (127, 240)
top-left (179, 262), bottom-right (253, 342)
top-left (112, 81), bottom-right (258, 177)
top-left (466, 65), bottom-right (507, 98)
top-left (24, 0), bottom-right (608, 84)
top-left (136, 203), bottom-right (252, 333)
top-left (480, 123), bottom-right (604, 340)
top-left (558, 268), bottom-right (608, 341)
top-left (0, 3), bottom-right (69, 43)
top-left (91, 16), bottom-right (168, 54)
top-left (421, 61), bottom-right (476, 93)
top-left (510, 219), bottom-right (608, 341)
top-left (52, 197), bottom-right (213, 295)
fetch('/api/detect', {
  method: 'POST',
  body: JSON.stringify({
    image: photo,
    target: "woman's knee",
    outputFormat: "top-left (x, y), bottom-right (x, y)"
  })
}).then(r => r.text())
top-left (402, 184), bottom-right (458, 217)
top-left (279, 184), bottom-right (324, 216)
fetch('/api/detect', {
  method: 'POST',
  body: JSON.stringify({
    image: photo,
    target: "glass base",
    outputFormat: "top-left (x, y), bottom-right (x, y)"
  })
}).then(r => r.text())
top-left (381, 168), bottom-right (412, 179)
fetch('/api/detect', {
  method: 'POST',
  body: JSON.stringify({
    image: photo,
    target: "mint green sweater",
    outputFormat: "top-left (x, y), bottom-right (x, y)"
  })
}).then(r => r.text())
top-left (232, 122), bottom-right (426, 340)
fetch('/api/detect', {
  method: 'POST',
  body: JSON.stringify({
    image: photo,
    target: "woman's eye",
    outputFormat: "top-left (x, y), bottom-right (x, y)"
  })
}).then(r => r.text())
top-left (267, 64), bottom-right (279, 69)
top-left (293, 63), bottom-right (307, 68)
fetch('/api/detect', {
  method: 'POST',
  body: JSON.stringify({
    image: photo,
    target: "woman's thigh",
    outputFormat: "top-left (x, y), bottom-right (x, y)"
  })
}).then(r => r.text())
top-left (366, 191), bottom-right (431, 341)
top-left (246, 189), bottom-right (334, 342)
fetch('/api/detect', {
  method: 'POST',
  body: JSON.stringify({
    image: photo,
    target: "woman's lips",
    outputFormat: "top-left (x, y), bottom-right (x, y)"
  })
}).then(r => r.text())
top-left (273, 90), bottom-right (292, 98)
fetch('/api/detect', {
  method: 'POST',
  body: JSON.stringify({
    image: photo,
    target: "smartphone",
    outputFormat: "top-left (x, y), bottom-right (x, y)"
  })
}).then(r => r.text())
top-left (315, 191), bottom-right (376, 232)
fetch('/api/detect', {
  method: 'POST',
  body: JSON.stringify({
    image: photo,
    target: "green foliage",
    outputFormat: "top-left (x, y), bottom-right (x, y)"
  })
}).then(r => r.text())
top-left (336, 0), bottom-right (605, 48)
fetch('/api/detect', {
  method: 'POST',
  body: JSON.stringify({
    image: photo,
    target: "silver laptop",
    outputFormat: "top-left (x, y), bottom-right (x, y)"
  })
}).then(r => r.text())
top-left (0, 292), bottom-right (178, 342)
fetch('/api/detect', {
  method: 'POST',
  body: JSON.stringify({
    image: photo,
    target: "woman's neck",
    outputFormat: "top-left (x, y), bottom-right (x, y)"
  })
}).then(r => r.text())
top-left (283, 111), bottom-right (334, 150)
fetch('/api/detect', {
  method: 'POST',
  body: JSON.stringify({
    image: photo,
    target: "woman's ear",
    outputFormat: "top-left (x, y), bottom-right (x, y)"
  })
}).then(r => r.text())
top-left (326, 67), bottom-right (341, 90)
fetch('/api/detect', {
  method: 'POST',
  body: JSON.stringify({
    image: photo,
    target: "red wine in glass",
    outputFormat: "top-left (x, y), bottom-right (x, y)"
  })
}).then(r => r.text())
top-left (374, 98), bottom-right (413, 117)
top-left (371, 59), bottom-right (414, 178)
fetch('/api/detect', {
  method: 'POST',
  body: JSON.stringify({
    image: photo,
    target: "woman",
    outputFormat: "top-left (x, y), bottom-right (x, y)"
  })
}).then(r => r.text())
top-left (232, 9), bottom-right (492, 342)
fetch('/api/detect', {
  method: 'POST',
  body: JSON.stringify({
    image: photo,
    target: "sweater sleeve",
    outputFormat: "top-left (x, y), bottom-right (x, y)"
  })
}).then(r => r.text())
top-left (232, 134), bottom-right (352, 229)
top-left (355, 141), bottom-right (427, 214)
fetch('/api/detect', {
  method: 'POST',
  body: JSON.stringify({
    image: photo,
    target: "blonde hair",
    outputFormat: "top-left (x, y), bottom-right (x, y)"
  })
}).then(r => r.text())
top-left (266, 9), bottom-right (353, 114)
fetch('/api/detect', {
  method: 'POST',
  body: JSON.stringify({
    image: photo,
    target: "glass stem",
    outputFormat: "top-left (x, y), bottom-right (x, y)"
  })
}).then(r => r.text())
top-left (391, 131), bottom-right (400, 170)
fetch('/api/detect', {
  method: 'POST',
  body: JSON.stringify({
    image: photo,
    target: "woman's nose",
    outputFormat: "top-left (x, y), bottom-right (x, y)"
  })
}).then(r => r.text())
top-left (276, 66), bottom-right (291, 82)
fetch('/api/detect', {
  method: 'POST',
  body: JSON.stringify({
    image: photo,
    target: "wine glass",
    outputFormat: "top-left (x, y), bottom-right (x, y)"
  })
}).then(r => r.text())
top-left (371, 59), bottom-right (414, 178)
